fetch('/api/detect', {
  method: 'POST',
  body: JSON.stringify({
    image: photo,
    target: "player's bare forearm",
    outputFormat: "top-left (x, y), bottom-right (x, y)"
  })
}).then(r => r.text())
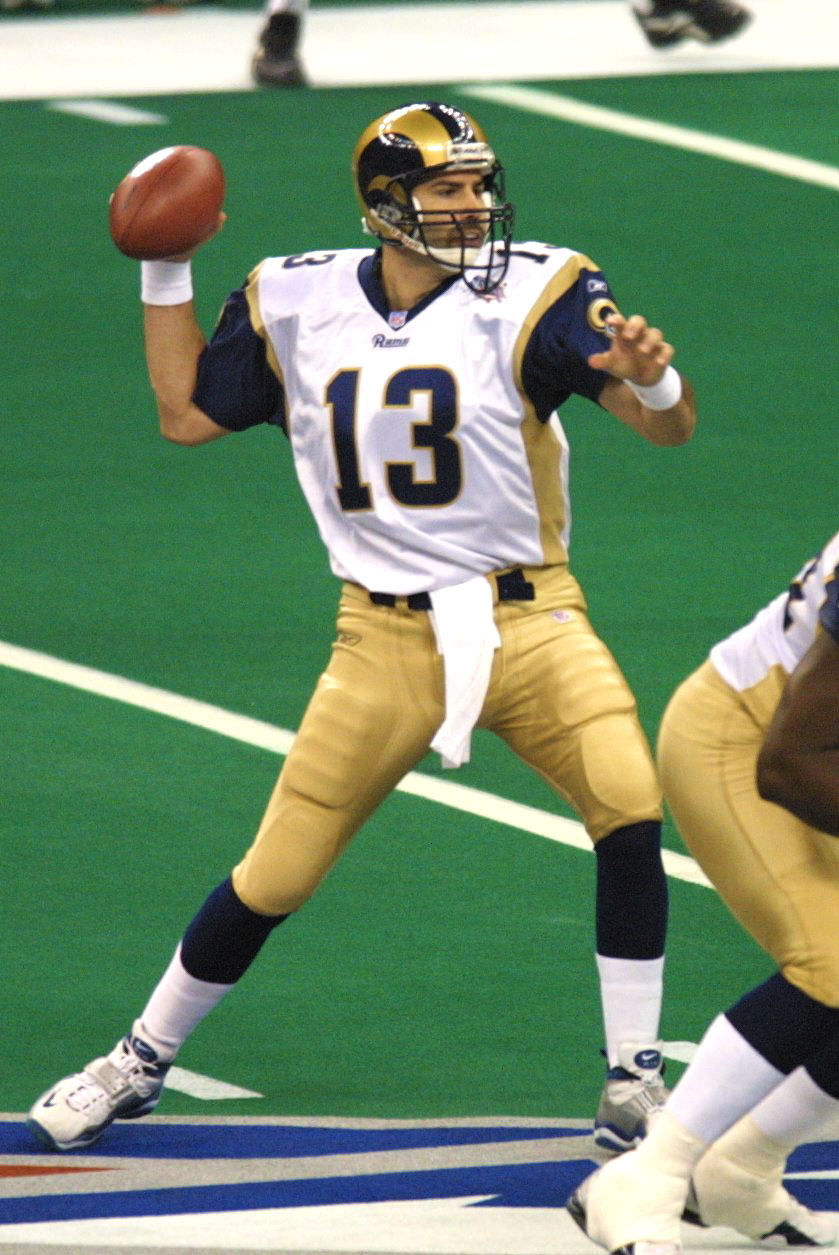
top-left (636, 374), bottom-right (696, 445)
top-left (757, 631), bottom-right (839, 836)
top-left (599, 373), bottom-right (696, 445)
top-left (143, 303), bottom-right (228, 446)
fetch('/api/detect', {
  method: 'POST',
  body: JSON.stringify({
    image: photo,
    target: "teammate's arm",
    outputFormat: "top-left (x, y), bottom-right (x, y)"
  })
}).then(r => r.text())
top-left (591, 313), bottom-right (696, 446)
top-left (144, 303), bottom-right (231, 446)
top-left (756, 628), bottom-right (839, 836)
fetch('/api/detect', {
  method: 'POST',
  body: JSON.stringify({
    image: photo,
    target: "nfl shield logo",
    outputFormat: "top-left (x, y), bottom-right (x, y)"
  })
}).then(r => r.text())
top-left (389, 310), bottom-right (408, 330)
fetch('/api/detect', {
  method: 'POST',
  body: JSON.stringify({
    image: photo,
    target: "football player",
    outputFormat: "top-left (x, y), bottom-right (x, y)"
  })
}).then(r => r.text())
top-left (568, 535), bottom-right (839, 1251)
top-left (28, 102), bottom-right (696, 1154)
top-left (631, 0), bottom-right (752, 48)
top-left (247, 0), bottom-right (753, 88)
top-left (251, 0), bottom-right (307, 86)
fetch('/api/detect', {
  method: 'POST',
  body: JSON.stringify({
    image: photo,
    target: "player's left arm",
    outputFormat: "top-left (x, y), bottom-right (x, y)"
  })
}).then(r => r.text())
top-left (593, 313), bottom-right (696, 446)
top-left (756, 622), bottom-right (839, 837)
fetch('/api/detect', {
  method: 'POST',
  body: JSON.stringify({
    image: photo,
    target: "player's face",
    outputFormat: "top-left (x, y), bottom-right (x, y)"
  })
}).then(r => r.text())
top-left (412, 172), bottom-right (491, 251)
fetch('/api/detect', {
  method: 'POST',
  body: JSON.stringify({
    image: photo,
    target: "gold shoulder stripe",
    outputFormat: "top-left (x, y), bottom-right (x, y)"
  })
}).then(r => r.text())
top-left (512, 253), bottom-right (599, 395)
top-left (511, 253), bottom-right (599, 567)
top-left (244, 260), bottom-right (289, 430)
top-left (244, 261), bottom-right (285, 384)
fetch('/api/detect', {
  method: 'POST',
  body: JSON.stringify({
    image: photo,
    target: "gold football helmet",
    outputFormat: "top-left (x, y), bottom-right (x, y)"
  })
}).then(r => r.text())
top-left (352, 101), bottom-right (514, 293)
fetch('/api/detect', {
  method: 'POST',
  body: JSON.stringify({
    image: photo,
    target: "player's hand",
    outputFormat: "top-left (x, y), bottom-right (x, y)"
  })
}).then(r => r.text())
top-left (588, 313), bottom-right (674, 386)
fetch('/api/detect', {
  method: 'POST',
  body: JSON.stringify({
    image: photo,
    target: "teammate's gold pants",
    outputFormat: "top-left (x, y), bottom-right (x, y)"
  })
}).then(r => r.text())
top-left (658, 659), bottom-right (839, 1007)
top-left (233, 564), bottom-right (661, 916)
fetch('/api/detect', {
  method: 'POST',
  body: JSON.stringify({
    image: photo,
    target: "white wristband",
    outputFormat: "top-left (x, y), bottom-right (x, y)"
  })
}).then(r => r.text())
top-left (627, 365), bottom-right (682, 411)
top-left (140, 260), bottom-right (193, 306)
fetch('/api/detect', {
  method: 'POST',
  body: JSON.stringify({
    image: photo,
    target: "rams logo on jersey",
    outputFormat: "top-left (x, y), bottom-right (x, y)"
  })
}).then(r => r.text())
top-left (586, 297), bottom-right (620, 333)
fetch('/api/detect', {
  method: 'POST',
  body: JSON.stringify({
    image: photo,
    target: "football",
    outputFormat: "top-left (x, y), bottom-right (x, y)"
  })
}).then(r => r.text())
top-left (108, 145), bottom-right (226, 260)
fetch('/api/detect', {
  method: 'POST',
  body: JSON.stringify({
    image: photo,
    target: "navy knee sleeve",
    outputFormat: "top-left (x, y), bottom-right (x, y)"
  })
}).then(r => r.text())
top-left (594, 820), bottom-right (668, 959)
top-left (805, 1033), bottom-right (839, 1100)
top-left (726, 972), bottom-right (839, 1074)
top-left (181, 876), bottom-right (289, 984)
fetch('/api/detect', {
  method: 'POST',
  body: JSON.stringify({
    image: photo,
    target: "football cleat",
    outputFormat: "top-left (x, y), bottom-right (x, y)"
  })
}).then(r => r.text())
top-left (27, 1036), bottom-right (169, 1151)
top-left (567, 1158), bottom-right (684, 1253)
top-left (251, 12), bottom-right (307, 87)
top-left (632, 0), bottom-right (752, 48)
top-left (686, 1148), bottom-right (837, 1247)
top-left (594, 1041), bottom-right (669, 1154)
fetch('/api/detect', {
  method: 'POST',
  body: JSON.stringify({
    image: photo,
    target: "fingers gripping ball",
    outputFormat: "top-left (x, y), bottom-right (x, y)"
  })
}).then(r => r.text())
top-left (109, 146), bottom-right (225, 260)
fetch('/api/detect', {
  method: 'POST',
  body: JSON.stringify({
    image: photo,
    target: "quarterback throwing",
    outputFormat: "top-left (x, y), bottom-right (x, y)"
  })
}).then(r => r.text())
top-left (29, 102), bottom-right (695, 1155)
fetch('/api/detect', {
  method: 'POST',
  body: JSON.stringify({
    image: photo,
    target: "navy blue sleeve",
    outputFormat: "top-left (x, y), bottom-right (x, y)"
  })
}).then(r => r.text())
top-left (819, 575), bottom-right (839, 642)
top-left (191, 286), bottom-right (286, 433)
top-left (520, 264), bottom-right (617, 422)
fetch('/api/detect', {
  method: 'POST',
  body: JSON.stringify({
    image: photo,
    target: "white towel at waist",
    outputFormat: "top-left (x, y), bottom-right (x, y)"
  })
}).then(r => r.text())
top-left (428, 576), bottom-right (501, 769)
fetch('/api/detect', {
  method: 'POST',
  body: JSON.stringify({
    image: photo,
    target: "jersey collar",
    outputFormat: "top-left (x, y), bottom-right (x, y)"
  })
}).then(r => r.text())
top-left (357, 250), bottom-right (459, 325)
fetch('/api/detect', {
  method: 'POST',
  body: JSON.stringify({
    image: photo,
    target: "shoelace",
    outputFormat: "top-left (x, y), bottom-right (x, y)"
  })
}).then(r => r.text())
top-left (91, 1052), bottom-right (157, 1099)
top-left (631, 1074), bottom-right (668, 1112)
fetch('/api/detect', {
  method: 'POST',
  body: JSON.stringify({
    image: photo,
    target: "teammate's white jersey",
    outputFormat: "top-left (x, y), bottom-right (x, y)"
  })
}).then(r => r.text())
top-left (195, 244), bottom-right (618, 596)
top-left (711, 531), bottom-right (839, 694)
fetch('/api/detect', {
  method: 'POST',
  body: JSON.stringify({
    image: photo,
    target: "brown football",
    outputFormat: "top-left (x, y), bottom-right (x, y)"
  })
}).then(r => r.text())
top-left (109, 145), bottom-right (226, 260)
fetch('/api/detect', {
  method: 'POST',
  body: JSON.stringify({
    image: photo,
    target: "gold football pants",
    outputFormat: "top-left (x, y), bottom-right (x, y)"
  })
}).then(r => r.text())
top-left (233, 564), bottom-right (661, 916)
top-left (658, 659), bottom-right (839, 1007)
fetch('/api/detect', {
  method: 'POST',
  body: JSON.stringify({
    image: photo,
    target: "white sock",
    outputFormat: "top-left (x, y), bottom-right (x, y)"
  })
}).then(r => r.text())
top-left (131, 944), bottom-right (234, 1062)
top-left (639, 1107), bottom-right (709, 1171)
top-left (668, 1015), bottom-right (784, 1142)
top-left (750, 1065), bottom-right (839, 1146)
top-left (596, 954), bottom-right (664, 1065)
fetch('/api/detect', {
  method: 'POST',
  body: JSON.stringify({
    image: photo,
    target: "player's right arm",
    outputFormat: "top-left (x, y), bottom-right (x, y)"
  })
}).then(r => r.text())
top-left (143, 259), bottom-right (283, 444)
top-left (144, 302), bottom-right (231, 446)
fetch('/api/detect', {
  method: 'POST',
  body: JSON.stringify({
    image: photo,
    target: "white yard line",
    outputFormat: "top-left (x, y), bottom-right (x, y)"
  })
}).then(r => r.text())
top-left (164, 1067), bottom-right (263, 1100)
top-left (46, 99), bottom-right (168, 124)
top-left (0, 638), bottom-right (712, 889)
top-left (461, 84), bottom-right (839, 191)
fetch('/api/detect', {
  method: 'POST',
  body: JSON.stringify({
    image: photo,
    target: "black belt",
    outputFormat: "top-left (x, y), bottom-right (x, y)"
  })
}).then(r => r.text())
top-left (370, 568), bottom-right (535, 610)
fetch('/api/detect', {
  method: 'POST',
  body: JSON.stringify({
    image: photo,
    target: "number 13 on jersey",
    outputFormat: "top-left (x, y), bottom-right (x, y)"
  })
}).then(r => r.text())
top-left (326, 366), bottom-right (463, 512)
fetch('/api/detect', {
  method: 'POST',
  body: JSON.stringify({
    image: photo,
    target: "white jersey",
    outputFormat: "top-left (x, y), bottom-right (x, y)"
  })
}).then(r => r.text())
top-left (194, 244), bottom-right (619, 595)
top-left (711, 532), bottom-right (839, 694)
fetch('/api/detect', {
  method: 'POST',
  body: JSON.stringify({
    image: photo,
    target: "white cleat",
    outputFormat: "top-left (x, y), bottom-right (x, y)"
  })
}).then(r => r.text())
top-left (687, 1141), bottom-right (837, 1248)
top-left (566, 1150), bottom-right (686, 1253)
top-left (594, 1041), bottom-right (669, 1155)
top-left (27, 1036), bottom-right (169, 1151)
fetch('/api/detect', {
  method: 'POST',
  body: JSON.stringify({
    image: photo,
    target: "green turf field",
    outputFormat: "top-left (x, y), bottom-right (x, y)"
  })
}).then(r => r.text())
top-left (1, 67), bottom-right (835, 1123)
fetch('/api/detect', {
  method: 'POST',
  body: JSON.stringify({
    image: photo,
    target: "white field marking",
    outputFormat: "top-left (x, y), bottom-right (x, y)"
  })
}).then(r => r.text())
top-left (461, 84), bottom-right (839, 192)
top-left (0, 1198), bottom-right (808, 1252)
top-left (164, 1066), bottom-right (262, 1101)
top-left (0, 638), bottom-right (712, 889)
top-left (46, 99), bottom-right (168, 126)
top-left (3, 0), bottom-right (839, 103)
